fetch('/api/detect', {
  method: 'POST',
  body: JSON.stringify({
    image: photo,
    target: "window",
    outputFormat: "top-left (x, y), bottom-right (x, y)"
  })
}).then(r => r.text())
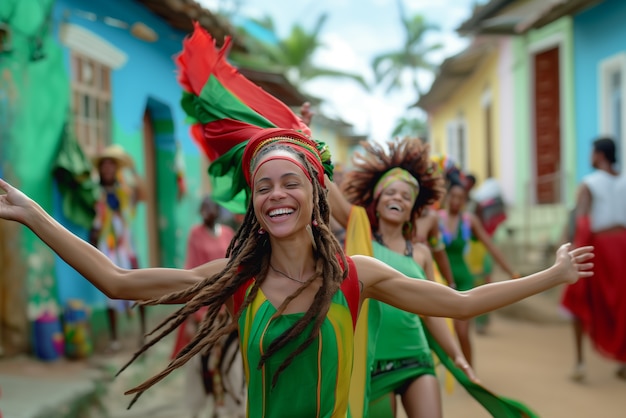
top-left (71, 53), bottom-right (112, 157)
top-left (446, 117), bottom-right (467, 170)
top-left (599, 53), bottom-right (626, 169)
top-left (60, 23), bottom-right (127, 158)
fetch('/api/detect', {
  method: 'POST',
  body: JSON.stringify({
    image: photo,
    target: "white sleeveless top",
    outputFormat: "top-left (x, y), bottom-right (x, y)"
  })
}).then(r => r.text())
top-left (583, 170), bottom-right (626, 231)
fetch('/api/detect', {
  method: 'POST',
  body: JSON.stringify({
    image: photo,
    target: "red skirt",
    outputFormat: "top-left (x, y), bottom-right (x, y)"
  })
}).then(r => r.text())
top-left (561, 229), bottom-right (626, 362)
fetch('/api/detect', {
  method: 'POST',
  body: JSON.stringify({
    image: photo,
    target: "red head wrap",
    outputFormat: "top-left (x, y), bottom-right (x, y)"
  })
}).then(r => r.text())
top-left (242, 128), bottom-right (326, 187)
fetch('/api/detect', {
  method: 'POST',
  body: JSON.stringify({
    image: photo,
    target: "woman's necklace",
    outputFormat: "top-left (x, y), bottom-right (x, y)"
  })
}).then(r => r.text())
top-left (373, 232), bottom-right (413, 257)
top-left (269, 264), bottom-right (309, 284)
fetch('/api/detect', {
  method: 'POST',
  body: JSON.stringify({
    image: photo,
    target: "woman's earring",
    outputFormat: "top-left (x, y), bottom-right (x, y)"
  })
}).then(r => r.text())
top-left (312, 219), bottom-right (319, 227)
top-left (258, 227), bottom-right (266, 235)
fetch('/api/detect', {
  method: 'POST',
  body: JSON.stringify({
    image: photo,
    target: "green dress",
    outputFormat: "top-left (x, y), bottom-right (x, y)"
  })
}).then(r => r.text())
top-left (440, 212), bottom-right (475, 291)
top-left (368, 241), bottom-right (435, 404)
top-left (346, 208), bottom-right (540, 418)
top-left (234, 258), bottom-right (360, 418)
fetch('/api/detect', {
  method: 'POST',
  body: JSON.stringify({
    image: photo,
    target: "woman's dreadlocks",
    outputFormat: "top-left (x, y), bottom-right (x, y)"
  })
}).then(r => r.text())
top-left (117, 144), bottom-right (347, 407)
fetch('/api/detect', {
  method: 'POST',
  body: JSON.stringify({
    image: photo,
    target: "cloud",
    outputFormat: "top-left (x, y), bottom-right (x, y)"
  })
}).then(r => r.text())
top-left (196, 0), bottom-right (477, 140)
top-left (315, 33), bottom-right (370, 75)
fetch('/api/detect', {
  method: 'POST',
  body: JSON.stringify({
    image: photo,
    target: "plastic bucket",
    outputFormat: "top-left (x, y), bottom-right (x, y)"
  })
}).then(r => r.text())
top-left (33, 312), bottom-right (64, 361)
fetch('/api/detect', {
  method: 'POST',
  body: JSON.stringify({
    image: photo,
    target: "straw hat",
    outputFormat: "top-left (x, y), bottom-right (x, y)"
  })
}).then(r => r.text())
top-left (92, 144), bottom-right (133, 169)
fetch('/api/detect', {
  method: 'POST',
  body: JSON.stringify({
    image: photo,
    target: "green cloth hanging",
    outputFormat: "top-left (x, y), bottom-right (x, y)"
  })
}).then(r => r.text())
top-left (425, 330), bottom-right (541, 418)
top-left (52, 120), bottom-right (98, 229)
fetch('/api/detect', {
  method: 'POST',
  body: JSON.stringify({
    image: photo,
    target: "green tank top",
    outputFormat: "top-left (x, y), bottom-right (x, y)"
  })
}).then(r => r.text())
top-left (370, 241), bottom-right (431, 361)
top-left (440, 215), bottom-right (475, 291)
top-left (235, 259), bottom-right (359, 418)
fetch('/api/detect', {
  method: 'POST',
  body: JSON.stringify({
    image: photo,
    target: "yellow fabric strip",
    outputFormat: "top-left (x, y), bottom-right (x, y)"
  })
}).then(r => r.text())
top-left (344, 206), bottom-right (374, 417)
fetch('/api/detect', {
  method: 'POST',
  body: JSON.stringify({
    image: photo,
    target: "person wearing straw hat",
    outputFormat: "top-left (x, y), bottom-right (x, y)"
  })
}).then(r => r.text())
top-left (90, 144), bottom-right (147, 352)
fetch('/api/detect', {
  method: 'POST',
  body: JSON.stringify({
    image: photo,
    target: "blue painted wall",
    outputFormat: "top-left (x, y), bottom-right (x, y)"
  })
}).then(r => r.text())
top-left (52, 0), bottom-right (195, 153)
top-left (51, 0), bottom-right (205, 308)
top-left (573, 0), bottom-right (626, 180)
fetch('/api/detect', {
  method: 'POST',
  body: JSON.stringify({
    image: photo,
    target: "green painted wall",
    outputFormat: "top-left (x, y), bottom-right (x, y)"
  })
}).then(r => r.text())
top-left (1, 0), bottom-right (210, 354)
top-left (112, 123), bottom-right (203, 272)
top-left (1, 0), bottom-right (69, 320)
top-left (175, 155), bottom-right (203, 266)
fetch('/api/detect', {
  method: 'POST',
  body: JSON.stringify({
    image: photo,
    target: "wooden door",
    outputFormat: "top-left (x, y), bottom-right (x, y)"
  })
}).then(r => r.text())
top-left (533, 47), bottom-right (561, 204)
top-left (484, 102), bottom-right (494, 178)
top-left (143, 109), bottom-right (161, 267)
top-left (0, 220), bottom-right (7, 355)
top-left (0, 219), bottom-right (28, 355)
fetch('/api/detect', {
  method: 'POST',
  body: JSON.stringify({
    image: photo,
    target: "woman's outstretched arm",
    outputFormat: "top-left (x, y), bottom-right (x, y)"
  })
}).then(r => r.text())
top-left (417, 246), bottom-right (478, 381)
top-left (0, 179), bottom-right (226, 301)
top-left (357, 243), bottom-right (593, 319)
top-left (421, 315), bottom-right (478, 381)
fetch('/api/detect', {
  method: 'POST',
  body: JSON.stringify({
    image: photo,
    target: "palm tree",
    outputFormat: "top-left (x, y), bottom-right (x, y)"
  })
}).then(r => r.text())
top-left (371, 0), bottom-right (442, 96)
top-left (229, 16), bottom-right (284, 72)
top-left (391, 114), bottom-right (428, 139)
top-left (230, 14), bottom-right (368, 90)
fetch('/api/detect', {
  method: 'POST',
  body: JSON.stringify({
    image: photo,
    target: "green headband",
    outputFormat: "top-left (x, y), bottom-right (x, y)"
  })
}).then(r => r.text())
top-left (374, 167), bottom-right (419, 201)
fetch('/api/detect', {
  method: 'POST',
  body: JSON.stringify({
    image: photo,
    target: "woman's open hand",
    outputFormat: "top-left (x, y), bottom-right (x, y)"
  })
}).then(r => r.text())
top-left (555, 243), bottom-right (594, 284)
top-left (0, 178), bottom-right (34, 224)
top-left (300, 101), bottom-right (314, 126)
top-left (454, 356), bottom-right (480, 384)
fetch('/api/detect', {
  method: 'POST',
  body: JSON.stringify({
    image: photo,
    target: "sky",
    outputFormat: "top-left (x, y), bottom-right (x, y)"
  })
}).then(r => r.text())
top-left (198, 0), bottom-right (481, 142)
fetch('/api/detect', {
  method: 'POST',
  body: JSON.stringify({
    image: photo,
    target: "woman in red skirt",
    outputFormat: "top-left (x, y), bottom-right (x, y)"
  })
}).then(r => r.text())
top-left (561, 137), bottom-right (626, 381)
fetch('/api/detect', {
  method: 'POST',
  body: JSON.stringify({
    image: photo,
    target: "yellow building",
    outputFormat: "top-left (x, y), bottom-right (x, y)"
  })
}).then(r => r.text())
top-left (418, 40), bottom-right (504, 188)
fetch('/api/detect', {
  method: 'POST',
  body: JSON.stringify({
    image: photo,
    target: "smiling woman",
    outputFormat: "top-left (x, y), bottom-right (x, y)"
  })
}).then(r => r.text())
top-left (325, 137), bottom-right (473, 417)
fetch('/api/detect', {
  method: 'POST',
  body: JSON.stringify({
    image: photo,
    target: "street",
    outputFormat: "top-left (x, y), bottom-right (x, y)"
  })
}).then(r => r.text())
top-left (90, 313), bottom-right (625, 417)
top-left (87, 334), bottom-right (191, 418)
top-left (400, 316), bottom-right (625, 418)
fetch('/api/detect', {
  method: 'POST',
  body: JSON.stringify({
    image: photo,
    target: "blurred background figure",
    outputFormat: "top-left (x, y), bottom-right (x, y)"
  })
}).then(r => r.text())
top-left (471, 178), bottom-right (508, 237)
top-left (181, 196), bottom-right (235, 271)
top-left (464, 175), bottom-right (509, 334)
top-left (560, 137), bottom-right (626, 382)
top-left (413, 154), bottom-right (456, 289)
top-left (89, 145), bottom-right (146, 352)
top-left (439, 179), bottom-right (517, 367)
top-left (171, 196), bottom-right (245, 418)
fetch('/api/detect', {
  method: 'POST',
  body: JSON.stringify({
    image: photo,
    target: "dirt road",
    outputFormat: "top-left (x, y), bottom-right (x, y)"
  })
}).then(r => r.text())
top-left (91, 310), bottom-right (626, 417)
top-left (399, 316), bottom-right (625, 417)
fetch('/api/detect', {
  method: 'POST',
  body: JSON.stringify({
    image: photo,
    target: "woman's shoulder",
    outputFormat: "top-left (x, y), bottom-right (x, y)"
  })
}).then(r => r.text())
top-left (465, 211), bottom-right (478, 225)
top-left (412, 242), bottom-right (431, 257)
top-left (349, 254), bottom-right (376, 264)
top-left (410, 243), bottom-right (431, 268)
top-left (350, 255), bottom-right (393, 278)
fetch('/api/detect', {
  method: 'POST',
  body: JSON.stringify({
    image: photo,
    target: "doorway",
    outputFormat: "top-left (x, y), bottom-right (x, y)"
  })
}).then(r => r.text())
top-left (533, 46), bottom-right (562, 204)
top-left (0, 217), bottom-right (28, 355)
top-left (142, 108), bottom-right (161, 268)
